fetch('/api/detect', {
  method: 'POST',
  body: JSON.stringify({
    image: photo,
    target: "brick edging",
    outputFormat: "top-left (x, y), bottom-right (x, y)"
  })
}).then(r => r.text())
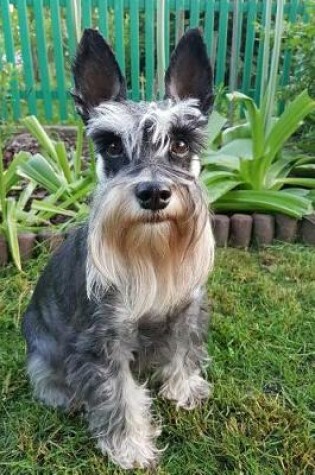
top-left (213, 213), bottom-right (315, 248)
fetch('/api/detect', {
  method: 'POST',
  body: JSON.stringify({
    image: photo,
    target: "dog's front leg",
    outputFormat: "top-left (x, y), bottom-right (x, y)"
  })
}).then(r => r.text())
top-left (157, 293), bottom-right (212, 410)
top-left (67, 343), bottom-right (160, 469)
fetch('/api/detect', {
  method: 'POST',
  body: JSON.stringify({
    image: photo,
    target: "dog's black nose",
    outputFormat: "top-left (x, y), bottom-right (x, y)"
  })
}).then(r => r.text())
top-left (135, 181), bottom-right (171, 211)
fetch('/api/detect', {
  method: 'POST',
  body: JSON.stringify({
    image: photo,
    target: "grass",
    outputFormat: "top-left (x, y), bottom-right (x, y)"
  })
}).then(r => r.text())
top-left (0, 244), bottom-right (314, 474)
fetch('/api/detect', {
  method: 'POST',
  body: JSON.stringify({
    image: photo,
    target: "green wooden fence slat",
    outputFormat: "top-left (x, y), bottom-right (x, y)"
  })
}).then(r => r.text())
top-left (175, 0), bottom-right (185, 42)
top-left (254, 0), bottom-right (268, 104)
top-left (164, 0), bottom-right (170, 67)
top-left (65, 0), bottom-right (77, 62)
top-left (82, 0), bottom-right (92, 29)
top-left (215, 0), bottom-right (229, 85)
top-left (33, 0), bottom-right (53, 120)
top-left (130, 0), bottom-right (140, 100)
top-left (145, 0), bottom-right (154, 100)
top-left (0, 32), bottom-right (8, 120)
top-left (51, 0), bottom-right (68, 120)
top-left (190, 0), bottom-right (200, 28)
top-left (235, 0), bottom-right (244, 70)
top-left (114, 0), bottom-right (125, 74)
top-left (280, 0), bottom-right (299, 88)
top-left (241, 0), bottom-right (258, 96)
top-left (0, 0), bottom-right (21, 119)
top-left (204, 0), bottom-right (215, 57)
top-left (98, 0), bottom-right (108, 39)
top-left (229, 0), bottom-right (242, 95)
top-left (16, 0), bottom-right (37, 115)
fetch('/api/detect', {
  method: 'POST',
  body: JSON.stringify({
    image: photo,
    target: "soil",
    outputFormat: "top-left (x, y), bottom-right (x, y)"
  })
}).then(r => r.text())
top-left (3, 127), bottom-right (90, 168)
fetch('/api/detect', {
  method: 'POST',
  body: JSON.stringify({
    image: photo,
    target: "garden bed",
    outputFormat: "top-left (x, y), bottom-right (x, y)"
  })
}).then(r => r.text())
top-left (1, 212), bottom-right (315, 267)
top-left (1, 111), bottom-right (315, 269)
top-left (213, 213), bottom-right (315, 247)
top-left (3, 126), bottom-right (90, 168)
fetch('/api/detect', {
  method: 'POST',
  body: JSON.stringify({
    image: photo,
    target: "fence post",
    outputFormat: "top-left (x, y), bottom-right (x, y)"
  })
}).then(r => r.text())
top-left (157, 0), bottom-right (165, 99)
top-left (71, 0), bottom-right (81, 44)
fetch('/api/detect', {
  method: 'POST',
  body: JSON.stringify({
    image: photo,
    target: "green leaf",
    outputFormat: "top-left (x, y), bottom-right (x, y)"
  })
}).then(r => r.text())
top-left (238, 159), bottom-right (255, 186)
top-left (0, 145), bottom-right (6, 221)
top-left (202, 170), bottom-right (237, 186)
top-left (206, 110), bottom-right (227, 147)
top-left (283, 188), bottom-right (311, 197)
top-left (74, 121), bottom-right (84, 178)
top-left (4, 151), bottom-right (30, 191)
top-left (31, 201), bottom-right (77, 217)
top-left (221, 123), bottom-right (251, 145)
top-left (294, 164), bottom-right (315, 171)
top-left (22, 116), bottom-right (58, 163)
top-left (264, 158), bottom-right (296, 189)
top-left (214, 190), bottom-right (313, 218)
top-left (17, 182), bottom-right (37, 210)
top-left (226, 92), bottom-right (264, 158)
top-left (206, 180), bottom-right (241, 203)
top-left (276, 177), bottom-right (315, 188)
top-left (62, 177), bottom-right (93, 207)
top-left (18, 154), bottom-right (68, 194)
top-left (265, 90), bottom-right (315, 165)
top-left (6, 198), bottom-right (22, 271)
top-left (203, 153), bottom-right (241, 171)
top-left (55, 141), bottom-right (73, 183)
top-left (218, 139), bottom-right (253, 159)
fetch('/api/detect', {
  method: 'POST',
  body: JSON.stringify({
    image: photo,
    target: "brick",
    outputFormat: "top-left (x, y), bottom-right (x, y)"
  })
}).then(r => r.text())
top-left (213, 214), bottom-right (230, 247)
top-left (18, 233), bottom-right (36, 261)
top-left (0, 235), bottom-right (8, 266)
top-left (38, 231), bottom-right (65, 252)
top-left (300, 215), bottom-right (315, 245)
top-left (253, 213), bottom-right (275, 246)
top-left (229, 214), bottom-right (253, 248)
top-left (275, 214), bottom-right (297, 243)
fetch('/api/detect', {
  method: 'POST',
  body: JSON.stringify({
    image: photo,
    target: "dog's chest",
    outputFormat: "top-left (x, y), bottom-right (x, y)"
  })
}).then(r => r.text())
top-left (136, 317), bottom-right (170, 349)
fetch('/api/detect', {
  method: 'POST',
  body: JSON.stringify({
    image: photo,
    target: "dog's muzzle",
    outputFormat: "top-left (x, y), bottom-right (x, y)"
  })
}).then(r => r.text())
top-left (135, 181), bottom-right (172, 211)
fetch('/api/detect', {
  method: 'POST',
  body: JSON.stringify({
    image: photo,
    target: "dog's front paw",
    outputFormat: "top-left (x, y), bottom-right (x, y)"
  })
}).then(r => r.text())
top-left (160, 374), bottom-right (212, 410)
top-left (97, 425), bottom-right (161, 469)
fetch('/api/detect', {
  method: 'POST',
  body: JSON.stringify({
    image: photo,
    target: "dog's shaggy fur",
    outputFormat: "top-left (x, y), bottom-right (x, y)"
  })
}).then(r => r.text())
top-left (22, 28), bottom-right (215, 469)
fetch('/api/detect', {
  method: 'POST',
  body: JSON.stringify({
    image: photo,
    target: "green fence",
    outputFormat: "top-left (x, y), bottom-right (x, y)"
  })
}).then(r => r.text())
top-left (0, 0), bottom-right (309, 122)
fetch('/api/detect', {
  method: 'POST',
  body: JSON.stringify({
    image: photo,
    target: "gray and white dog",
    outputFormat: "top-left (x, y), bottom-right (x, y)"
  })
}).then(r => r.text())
top-left (22, 28), bottom-right (215, 469)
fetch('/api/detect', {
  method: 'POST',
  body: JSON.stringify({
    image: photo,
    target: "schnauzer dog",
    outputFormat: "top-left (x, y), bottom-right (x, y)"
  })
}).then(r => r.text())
top-left (22, 28), bottom-right (215, 469)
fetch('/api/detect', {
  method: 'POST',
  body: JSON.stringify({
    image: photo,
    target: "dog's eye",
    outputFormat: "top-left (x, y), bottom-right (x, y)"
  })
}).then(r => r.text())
top-left (170, 139), bottom-right (190, 159)
top-left (107, 139), bottom-right (123, 157)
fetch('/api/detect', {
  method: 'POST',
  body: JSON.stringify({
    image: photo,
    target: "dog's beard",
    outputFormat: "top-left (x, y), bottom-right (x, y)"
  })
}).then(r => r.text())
top-left (87, 183), bottom-right (214, 320)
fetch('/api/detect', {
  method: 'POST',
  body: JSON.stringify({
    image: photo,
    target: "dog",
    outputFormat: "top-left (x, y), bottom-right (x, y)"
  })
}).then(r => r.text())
top-left (22, 28), bottom-right (215, 469)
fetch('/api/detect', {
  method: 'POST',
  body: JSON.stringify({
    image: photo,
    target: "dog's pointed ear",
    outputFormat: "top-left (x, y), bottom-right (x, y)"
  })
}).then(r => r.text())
top-left (72, 29), bottom-right (126, 121)
top-left (165, 29), bottom-right (214, 115)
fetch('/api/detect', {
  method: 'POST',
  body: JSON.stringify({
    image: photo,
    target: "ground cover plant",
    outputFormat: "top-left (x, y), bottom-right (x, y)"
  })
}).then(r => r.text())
top-left (1, 245), bottom-right (314, 474)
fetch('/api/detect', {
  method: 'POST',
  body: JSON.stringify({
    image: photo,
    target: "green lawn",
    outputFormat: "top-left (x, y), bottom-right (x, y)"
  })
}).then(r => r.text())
top-left (0, 245), bottom-right (314, 474)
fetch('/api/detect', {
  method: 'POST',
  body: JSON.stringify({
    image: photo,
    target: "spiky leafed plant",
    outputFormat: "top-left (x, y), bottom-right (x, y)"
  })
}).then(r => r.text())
top-left (203, 0), bottom-right (315, 218)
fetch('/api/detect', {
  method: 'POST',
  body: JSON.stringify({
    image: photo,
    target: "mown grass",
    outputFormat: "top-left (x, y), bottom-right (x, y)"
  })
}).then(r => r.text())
top-left (0, 244), bottom-right (314, 474)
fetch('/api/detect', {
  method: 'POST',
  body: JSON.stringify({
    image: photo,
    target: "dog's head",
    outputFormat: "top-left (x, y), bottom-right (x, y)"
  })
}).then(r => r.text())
top-left (72, 27), bottom-right (214, 178)
top-left (72, 29), bottom-right (215, 317)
